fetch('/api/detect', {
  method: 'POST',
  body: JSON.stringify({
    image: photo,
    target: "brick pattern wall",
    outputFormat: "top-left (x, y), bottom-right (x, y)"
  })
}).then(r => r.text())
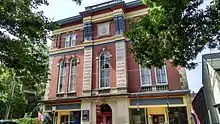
top-left (52, 29), bottom-right (84, 49)
top-left (92, 42), bottom-right (116, 89)
top-left (48, 4), bottom-right (185, 99)
top-left (48, 50), bottom-right (84, 99)
top-left (126, 42), bottom-right (183, 93)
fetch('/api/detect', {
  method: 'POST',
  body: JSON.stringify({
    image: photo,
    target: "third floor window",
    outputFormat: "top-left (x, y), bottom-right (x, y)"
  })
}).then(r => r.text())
top-left (64, 33), bottom-right (77, 48)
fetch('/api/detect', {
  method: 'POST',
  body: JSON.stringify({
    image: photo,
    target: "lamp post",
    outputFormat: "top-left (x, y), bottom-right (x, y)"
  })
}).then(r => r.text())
top-left (52, 106), bottom-right (56, 124)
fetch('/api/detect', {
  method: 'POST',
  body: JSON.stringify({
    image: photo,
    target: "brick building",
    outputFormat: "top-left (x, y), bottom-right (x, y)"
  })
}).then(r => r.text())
top-left (43, 0), bottom-right (193, 124)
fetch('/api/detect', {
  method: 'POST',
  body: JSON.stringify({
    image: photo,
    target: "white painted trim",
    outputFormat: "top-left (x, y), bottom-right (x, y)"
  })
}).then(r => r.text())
top-left (52, 24), bottom-right (83, 35)
top-left (68, 58), bottom-right (77, 92)
top-left (57, 60), bottom-right (66, 93)
top-left (154, 65), bottom-right (168, 85)
top-left (139, 65), bottom-right (152, 86)
top-left (98, 51), bottom-right (111, 89)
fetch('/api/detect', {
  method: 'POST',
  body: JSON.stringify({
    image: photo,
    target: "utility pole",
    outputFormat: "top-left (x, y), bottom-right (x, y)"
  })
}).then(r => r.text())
top-left (5, 73), bottom-right (16, 119)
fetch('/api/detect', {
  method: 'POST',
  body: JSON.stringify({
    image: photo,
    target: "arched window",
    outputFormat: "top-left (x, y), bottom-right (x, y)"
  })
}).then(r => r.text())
top-left (58, 60), bottom-right (66, 93)
top-left (69, 58), bottom-right (77, 92)
top-left (99, 52), bottom-right (110, 88)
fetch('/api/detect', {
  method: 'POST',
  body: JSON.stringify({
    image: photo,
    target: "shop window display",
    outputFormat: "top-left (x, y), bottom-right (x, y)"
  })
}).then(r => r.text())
top-left (169, 107), bottom-right (188, 124)
top-left (129, 108), bottom-right (146, 124)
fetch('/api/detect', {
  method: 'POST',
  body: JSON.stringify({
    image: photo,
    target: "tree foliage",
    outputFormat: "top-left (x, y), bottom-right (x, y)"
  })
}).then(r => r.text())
top-left (0, 0), bottom-right (81, 118)
top-left (125, 0), bottom-right (220, 69)
top-left (0, 66), bottom-right (27, 119)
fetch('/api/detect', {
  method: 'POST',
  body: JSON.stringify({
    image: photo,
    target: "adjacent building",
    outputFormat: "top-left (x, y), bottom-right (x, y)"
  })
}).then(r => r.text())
top-left (192, 87), bottom-right (210, 124)
top-left (43, 0), bottom-right (193, 124)
top-left (194, 53), bottom-right (220, 124)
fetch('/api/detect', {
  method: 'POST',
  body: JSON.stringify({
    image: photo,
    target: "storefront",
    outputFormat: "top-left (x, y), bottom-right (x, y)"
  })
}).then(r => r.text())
top-left (129, 96), bottom-right (192, 124)
top-left (80, 96), bottom-right (129, 124)
top-left (44, 103), bottom-right (81, 124)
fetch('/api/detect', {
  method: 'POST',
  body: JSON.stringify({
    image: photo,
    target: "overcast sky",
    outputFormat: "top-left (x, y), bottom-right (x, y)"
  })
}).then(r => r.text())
top-left (40, 0), bottom-right (216, 92)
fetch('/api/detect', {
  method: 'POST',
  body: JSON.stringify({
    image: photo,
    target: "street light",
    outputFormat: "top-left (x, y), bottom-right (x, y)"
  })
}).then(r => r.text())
top-left (52, 106), bottom-right (56, 124)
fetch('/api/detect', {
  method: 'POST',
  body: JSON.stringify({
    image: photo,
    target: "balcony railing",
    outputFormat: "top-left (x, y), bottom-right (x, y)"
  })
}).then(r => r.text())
top-left (141, 85), bottom-right (169, 92)
top-left (91, 87), bottom-right (127, 96)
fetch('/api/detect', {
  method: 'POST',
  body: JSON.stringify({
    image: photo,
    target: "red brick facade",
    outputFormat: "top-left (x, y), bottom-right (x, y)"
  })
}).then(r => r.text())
top-left (49, 50), bottom-right (84, 99)
top-left (47, 1), bottom-right (185, 100)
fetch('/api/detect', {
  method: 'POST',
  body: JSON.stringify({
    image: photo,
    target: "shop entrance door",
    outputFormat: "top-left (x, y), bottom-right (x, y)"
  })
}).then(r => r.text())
top-left (60, 115), bottom-right (69, 124)
top-left (152, 115), bottom-right (165, 124)
top-left (96, 104), bottom-right (112, 124)
top-left (97, 112), bottom-right (112, 124)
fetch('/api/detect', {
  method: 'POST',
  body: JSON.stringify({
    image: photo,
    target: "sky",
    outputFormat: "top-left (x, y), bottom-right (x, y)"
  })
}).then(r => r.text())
top-left (40, 0), bottom-right (216, 92)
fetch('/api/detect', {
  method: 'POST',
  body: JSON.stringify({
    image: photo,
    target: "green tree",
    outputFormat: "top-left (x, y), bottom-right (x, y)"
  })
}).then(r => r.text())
top-left (0, 65), bottom-right (27, 119)
top-left (125, 0), bottom-right (219, 69)
top-left (0, 0), bottom-right (81, 119)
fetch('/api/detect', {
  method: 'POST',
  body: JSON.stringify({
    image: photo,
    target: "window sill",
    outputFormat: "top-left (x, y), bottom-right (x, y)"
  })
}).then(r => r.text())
top-left (56, 92), bottom-right (65, 95)
top-left (56, 92), bottom-right (65, 98)
top-left (141, 84), bottom-right (153, 87)
top-left (156, 84), bottom-right (168, 86)
top-left (67, 91), bottom-right (76, 93)
top-left (67, 91), bottom-right (77, 97)
top-left (98, 87), bottom-right (110, 90)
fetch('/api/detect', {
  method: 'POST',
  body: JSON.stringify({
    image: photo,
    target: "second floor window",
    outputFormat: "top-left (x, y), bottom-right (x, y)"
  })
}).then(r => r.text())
top-left (155, 66), bottom-right (167, 84)
top-left (68, 58), bottom-right (77, 92)
top-left (140, 67), bottom-right (151, 86)
top-left (64, 33), bottom-right (77, 48)
top-left (99, 52), bottom-right (110, 88)
top-left (58, 60), bottom-right (66, 93)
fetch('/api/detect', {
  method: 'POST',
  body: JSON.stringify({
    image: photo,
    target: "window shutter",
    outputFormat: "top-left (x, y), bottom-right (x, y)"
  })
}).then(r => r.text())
top-left (114, 15), bottom-right (119, 35)
top-left (88, 23), bottom-right (92, 40)
top-left (84, 23), bottom-right (88, 41)
top-left (118, 15), bottom-right (125, 34)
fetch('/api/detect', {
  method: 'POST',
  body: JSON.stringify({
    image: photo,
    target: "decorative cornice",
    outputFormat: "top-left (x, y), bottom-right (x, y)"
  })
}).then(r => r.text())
top-left (49, 35), bottom-right (126, 55)
top-left (124, 8), bottom-right (148, 19)
top-left (55, 0), bottom-right (144, 25)
top-left (53, 24), bottom-right (83, 35)
top-left (50, 44), bottom-right (84, 55)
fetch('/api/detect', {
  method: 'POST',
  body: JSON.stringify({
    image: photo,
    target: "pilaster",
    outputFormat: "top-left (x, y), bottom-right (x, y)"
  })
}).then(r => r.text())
top-left (115, 40), bottom-right (127, 92)
top-left (82, 46), bottom-right (93, 96)
top-left (44, 56), bottom-right (53, 100)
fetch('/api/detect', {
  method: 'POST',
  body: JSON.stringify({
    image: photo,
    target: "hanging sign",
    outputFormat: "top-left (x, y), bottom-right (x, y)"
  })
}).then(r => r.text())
top-left (82, 110), bottom-right (89, 121)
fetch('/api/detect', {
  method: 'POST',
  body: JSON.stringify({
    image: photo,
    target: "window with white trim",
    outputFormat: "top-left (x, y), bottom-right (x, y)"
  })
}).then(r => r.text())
top-left (58, 60), bottom-right (66, 93)
top-left (64, 33), bottom-right (77, 48)
top-left (68, 58), bottom-right (77, 92)
top-left (140, 66), bottom-right (151, 86)
top-left (64, 35), bottom-right (70, 48)
top-left (155, 66), bottom-right (167, 84)
top-left (70, 33), bottom-right (77, 47)
top-left (99, 52), bottom-right (110, 88)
